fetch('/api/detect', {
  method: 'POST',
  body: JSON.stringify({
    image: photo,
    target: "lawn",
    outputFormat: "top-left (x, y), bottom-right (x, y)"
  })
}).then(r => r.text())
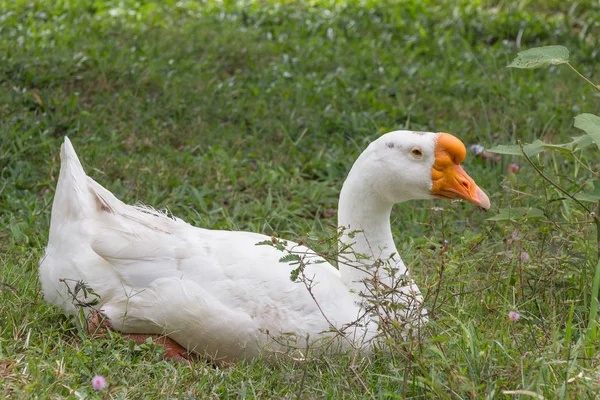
top-left (1, 0), bottom-right (600, 398)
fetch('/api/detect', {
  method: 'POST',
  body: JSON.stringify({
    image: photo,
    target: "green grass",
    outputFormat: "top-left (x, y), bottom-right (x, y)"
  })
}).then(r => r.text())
top-left (2, 0), bottom-right (600, 397)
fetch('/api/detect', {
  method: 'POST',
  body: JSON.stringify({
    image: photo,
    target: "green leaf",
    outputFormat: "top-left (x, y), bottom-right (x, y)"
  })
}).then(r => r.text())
top-left (544, 135), bottom-right (594, 152)
top-left (524, 140), bottom-right (547, 156)
top-left (507, 45), bottom-right (569, 69)
top-left (255, 240), bottom-right (274, 247)
top-left (574, 113), bottom-right (600, 148)
top-left (279, 254), bottom-right (301, 264)
top-left (486, 144), bottom-right (522, 156)
top-left (10, 221), bottom-right (29, 244)
top-left (487, 141), bottom-right (544, 157)
top-left (575, 180), bottom-right (600, 202)
top-left (487, 207), bottom-right (545, 221)
top-left (568, 135), bottom-right (594, 151)
top-left (487, 135), bottom-right (594, 156)
top-left (290, 268), bottom-right (301, 282)
top-left (540, 143), bottom-right (573, 154)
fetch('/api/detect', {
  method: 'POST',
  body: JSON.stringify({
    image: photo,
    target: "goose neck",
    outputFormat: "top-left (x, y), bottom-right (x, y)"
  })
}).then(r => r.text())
top-left (337, 174), bottom-right (403, 290)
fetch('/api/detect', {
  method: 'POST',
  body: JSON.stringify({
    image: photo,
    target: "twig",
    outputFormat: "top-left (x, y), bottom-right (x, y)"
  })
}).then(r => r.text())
top-left (520, 141), bottom-right (600, 259)
top-left (571, 151), bottom-right (600, 179)
top-left (33, 198), bottom-right (53, 217)
top-left (565, 63), bottom-right (600, 92)
top-left (295, 335), bottom-right (310, 400)
top-left (273, 229), bottom-right (427, 398)
top-left (0, 282), bottom-right (17, 292)
top-left (596, 202), bottom-right (600, 259)
top-left (350, 350), bottom-right (376, 400)
top-left (519, 141), bottom-right (592, 214)
top-left (0, 179), bottom-right (8, 197)
top-left (299, 270), bottom-right (358, 351)
top-left (431, 209), bottom-right (447, 314)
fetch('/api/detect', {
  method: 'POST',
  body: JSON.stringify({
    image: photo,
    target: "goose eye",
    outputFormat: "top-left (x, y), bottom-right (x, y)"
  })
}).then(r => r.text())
top-left (411, 148), bottom-right (423, 158)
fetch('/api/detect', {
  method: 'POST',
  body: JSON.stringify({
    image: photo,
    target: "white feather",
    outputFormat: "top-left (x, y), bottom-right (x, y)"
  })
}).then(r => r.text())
top-left (40, 132), bottom-right (443, 362)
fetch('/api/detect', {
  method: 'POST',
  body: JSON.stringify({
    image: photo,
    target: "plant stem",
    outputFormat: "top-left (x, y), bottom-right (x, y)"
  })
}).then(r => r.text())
top-left (562, 62), bottom-right (600, 260)
top-left (565, 62), bottom-right (600, 92)
top-left (519, 142), bottom-right (592, 214)
top-left (571, 151), bottom-right (600, 179)
top-left (585, 256), bottom-right (600, 357)
top-left (597, 201), bottom-right (600, 260)
top-left (521, 142), bottom-right (600, 259)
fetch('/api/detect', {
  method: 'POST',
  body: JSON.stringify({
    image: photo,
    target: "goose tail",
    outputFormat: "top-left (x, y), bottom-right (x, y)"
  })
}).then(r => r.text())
top-left (49, 138), bottom-right (96, 236)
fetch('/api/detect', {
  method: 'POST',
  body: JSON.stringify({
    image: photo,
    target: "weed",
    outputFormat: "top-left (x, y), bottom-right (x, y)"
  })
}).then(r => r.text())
top-left (2, 0), bottom-right (600, 398)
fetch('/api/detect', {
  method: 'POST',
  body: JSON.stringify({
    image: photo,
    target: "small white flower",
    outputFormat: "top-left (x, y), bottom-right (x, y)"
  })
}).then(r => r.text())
top-left (469, 144), bottom-right (485, 156)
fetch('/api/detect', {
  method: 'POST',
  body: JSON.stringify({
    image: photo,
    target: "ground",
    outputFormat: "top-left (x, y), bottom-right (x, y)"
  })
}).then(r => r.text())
top-left (1, 0), bottom-right (600, 398)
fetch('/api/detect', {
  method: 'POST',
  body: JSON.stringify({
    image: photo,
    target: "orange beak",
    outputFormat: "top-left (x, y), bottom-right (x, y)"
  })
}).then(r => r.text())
top-left (431, 133), bottom-right (490, 210)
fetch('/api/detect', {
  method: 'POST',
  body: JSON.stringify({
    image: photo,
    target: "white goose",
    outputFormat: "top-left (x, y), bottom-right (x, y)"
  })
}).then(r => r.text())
top-left (40, 131), bottom-right (490, 362)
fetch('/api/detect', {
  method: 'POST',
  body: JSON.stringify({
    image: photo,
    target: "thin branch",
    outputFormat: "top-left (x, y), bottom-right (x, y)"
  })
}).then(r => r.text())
top-left (299, 270), bottom-right (359, 351)
top-left (295, 336), bottom-right (310, 400)
top-left (519, 141), bottom-right (592, 215)
top-left (0, 282), bottom-right (17, 292)
top-left (565, 62), bottom-right (600, 92)
top-left (596, 202), bottom-right (600, 259)
top-left (520, 140), bottom-right (600, 259)
top-left (0, 179), bottom-right (8, 197)
top-left (350, 360), bottom-right (376, 400)
top-left (571, 151), bottom-right (600, 179)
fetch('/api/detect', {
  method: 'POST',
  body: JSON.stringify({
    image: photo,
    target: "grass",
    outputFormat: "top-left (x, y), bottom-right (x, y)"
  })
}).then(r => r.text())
top-left (1, 0), bottom-right (600, 397)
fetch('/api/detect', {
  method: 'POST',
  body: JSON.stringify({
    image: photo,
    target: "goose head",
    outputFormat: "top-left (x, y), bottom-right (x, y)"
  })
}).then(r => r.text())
top-left (338, 130), bottom-right (489, 290)
top-left (346, 130), bottom-right (490, 209)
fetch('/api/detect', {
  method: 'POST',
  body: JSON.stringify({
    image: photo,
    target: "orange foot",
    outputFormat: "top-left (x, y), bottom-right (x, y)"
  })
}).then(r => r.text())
top-left (87, 310), bottom-right (194, 362)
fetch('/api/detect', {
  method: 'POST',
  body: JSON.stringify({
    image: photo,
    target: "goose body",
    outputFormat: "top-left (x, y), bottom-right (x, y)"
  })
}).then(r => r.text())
top-left (40, 131), bottom-right (489, 362)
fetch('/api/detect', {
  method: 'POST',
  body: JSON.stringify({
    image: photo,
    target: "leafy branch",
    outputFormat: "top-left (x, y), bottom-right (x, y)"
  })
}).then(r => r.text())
top-left (493, 45), bottom-right (600, 358)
